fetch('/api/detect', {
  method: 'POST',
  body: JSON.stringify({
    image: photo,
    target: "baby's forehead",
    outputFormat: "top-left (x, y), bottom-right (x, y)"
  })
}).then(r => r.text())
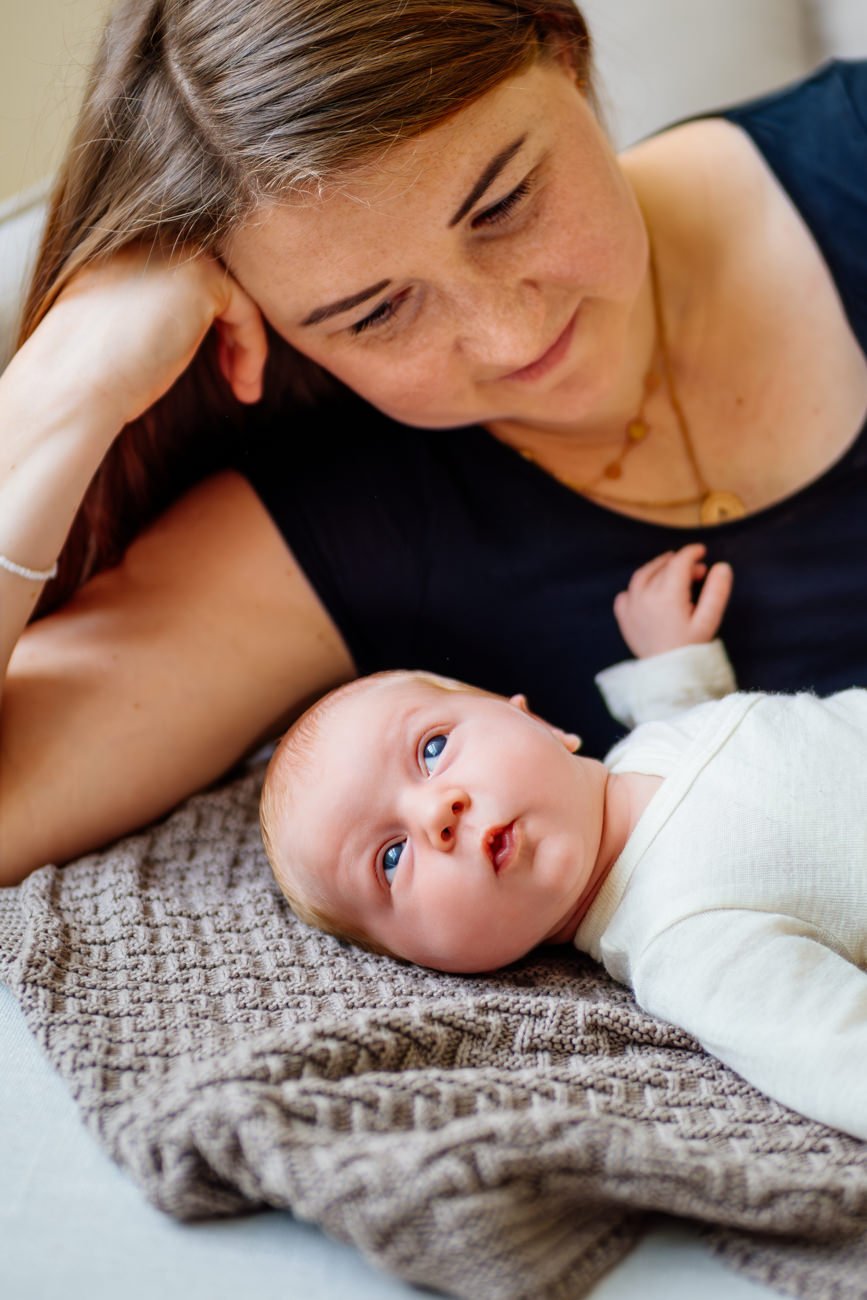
top-left (320, 673), bottom-right (446, 741)
top-left (288, 674), bottom-right (444, 850)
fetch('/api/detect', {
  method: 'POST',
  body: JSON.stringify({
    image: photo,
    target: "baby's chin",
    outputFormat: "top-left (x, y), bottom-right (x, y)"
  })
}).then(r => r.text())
top-left (402, 936), bottom-right (539, 975)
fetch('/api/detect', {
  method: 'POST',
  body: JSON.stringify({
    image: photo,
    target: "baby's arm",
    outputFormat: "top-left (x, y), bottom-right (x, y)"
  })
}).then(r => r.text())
top-left (634, 910), bottom-right (867, 1142)
top-left (596, 544), bottom-right (736, 728)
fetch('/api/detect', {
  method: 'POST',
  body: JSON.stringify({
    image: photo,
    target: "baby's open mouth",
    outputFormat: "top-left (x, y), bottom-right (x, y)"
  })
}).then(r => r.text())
top-left (485, 821), bottom-right (517, 873)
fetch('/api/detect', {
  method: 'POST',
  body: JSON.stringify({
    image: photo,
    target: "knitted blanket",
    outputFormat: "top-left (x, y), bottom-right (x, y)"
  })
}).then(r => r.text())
top-left (1, 765), bottom-right (866, 1300)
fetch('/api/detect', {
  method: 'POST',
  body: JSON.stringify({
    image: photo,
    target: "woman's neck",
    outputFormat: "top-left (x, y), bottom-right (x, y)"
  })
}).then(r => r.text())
top-left (486, 149), bottom-right (721, 512)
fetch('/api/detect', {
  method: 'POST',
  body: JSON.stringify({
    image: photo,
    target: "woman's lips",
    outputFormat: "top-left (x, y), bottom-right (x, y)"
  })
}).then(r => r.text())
top-left (484, 821), bottom-right (519, 874)
top-left (502, 307), bottom-right (579, 384)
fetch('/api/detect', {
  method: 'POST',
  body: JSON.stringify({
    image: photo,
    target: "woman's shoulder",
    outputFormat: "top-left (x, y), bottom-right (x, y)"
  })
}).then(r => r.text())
top-left (626, 60), bottom-right (867, 202)
top-left (718, 58), bottom-right (867, 142)
top-left (690, 62), bottom-right (866, 232)
top-left (625, 59), bottom-right (867, 220)
top-left (620, 114), bottom-right (779, 295)
top-left (716, 60), bottom-right (867, 333)
top-left (636, 59), bottom-right (866, 152)
top-left (625, 61), bottom-right (867, 340)
top-left (622, 114), bottom-right (767, 233)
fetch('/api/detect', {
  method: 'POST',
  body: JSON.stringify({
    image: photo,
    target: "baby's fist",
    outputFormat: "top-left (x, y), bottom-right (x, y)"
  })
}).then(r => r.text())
top-left (614, 544), bottom-right (733, 658)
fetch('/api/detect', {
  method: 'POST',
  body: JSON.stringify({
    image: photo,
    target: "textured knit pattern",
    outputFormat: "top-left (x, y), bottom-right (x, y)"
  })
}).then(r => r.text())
top-left (1, 766), bottom-right (866, 1300)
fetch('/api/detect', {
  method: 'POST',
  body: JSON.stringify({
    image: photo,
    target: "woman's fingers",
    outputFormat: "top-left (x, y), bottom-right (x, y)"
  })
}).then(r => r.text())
top-left (51, 247), bottom-right (271, 422)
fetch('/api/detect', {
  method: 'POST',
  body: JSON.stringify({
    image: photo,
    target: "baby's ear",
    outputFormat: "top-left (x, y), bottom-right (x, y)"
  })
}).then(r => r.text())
top-left (508, 694), bottom-right (582, 753)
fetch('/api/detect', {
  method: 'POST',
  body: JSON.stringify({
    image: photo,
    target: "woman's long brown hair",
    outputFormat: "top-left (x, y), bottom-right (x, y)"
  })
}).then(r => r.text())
top-left (19, 0), bottom-right (594, 617)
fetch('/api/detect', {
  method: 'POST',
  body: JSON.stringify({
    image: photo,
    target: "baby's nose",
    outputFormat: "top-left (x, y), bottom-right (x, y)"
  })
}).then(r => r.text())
top-left (423, 789), bottom-right (470, 849)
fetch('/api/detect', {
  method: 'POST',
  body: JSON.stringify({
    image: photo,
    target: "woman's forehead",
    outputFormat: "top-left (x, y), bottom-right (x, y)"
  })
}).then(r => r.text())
top-left (267, 60), bottom-right (558, 207)
top-left (224, 60), bottom-right (573, 304)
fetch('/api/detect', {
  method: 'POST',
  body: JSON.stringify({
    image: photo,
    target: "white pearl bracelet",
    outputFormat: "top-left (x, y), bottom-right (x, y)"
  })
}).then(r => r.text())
top-left (0, 553), bottom-right (59, 583)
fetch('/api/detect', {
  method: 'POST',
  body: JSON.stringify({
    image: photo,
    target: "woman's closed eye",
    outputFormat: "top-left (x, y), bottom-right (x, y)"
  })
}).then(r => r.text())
top-left (349, 175), bottom-right (535, 337)
top-left (350, 289), bottom-right (411, 336)
top-left (471, 175), bottom-right (534, 229)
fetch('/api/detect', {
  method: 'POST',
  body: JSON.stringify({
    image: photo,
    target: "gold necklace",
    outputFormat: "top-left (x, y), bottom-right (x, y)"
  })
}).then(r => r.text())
top-left (521, 242), bottom-right (747, 525)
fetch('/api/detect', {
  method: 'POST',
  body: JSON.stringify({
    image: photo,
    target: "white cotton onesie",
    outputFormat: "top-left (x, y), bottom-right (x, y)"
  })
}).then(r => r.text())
top-left (578, 652), bottom-right (867, 1142)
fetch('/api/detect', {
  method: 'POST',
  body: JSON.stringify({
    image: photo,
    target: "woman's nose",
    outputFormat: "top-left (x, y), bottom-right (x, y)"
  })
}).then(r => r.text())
top-left (454, 279), bottom-right (546, 370)
top-left (418, 787), bottom-right (470, 850)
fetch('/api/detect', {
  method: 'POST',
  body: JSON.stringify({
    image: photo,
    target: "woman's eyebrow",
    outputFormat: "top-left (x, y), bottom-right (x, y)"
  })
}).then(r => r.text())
top-left (299, 135), bottom-right (526, 327)
top-left (301, 278), bottom-right (392, 327)
top-left (447, 134), bottom-right (527, 227)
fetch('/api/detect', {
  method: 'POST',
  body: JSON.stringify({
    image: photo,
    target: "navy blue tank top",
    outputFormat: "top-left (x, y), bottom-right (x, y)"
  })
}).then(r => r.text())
top-left (236, 60), bottom-right (867, 757)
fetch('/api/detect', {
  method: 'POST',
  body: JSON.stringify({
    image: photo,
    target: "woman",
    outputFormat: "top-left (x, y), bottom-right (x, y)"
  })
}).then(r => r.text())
top-left (1, 0), bottom-right (865, 884)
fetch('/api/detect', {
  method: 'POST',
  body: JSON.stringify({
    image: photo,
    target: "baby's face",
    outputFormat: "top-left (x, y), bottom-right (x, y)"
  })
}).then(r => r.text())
top-left (274, 677), bottom-right (608, 972)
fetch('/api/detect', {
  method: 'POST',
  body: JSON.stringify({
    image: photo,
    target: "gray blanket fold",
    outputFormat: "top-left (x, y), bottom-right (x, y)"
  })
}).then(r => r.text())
top-left (1, 766), bottom-right (865, 1300)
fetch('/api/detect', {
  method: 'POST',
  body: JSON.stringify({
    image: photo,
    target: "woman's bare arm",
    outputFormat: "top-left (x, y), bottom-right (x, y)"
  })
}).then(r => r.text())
top-left (0, 248), bottom-right (353, 883)
top-left (0, 317), bottom-right (124, 674)
top-left (0, 247), bottom-right (268, 688)
top-left (0, 469), bottom-right (355, 883)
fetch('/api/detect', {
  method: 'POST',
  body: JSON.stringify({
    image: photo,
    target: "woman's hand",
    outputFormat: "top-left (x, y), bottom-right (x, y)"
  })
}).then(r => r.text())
top-left (44, 245), bottom-right (268, 429)
top-left (613, 543), bottom-right (733, 658)
top-left (0, 247), bottom-right (268, 690)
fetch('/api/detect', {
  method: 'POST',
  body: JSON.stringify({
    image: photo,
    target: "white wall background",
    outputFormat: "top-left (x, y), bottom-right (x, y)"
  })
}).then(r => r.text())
top-left (583, 0), bottom-right (867, 146)
top-left (1, 0), bottom-right (112, 203)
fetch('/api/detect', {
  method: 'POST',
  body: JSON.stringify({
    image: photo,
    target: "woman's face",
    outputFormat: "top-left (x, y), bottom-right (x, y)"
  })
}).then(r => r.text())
top-left (225, 59), bottom-right (647, 434)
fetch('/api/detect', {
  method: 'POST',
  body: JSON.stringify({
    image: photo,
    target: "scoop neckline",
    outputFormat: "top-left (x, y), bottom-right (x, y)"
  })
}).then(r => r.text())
top-left (474, 66), bottom-right (867, 539)
top-left (429, 64), bottom-right (866, 538)
top-left (471, 396), bottom-right (867, 539)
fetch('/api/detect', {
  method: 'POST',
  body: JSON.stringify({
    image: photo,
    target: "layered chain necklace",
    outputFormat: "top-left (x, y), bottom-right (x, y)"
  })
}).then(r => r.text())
top-left (520, 242), bottom-right (747, 525)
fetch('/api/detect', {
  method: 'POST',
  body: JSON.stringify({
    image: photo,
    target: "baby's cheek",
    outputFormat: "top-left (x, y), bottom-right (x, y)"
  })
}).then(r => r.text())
top-left (394, 888), bottom-right (477, 967)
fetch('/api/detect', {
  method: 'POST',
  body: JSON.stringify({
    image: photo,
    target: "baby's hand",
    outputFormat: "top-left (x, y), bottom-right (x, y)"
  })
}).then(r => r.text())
top-left (613, 544), bottom-right (733, 658)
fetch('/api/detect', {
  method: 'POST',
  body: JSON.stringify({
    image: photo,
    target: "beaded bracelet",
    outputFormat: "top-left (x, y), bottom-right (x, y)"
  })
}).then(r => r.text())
top-left (0, 553), bottom-right (58, 582)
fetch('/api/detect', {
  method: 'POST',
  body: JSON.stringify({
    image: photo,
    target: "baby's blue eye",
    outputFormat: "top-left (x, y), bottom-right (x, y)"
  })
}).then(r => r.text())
top-left (382, 840), bottom-right (405, 885)
top-left (423, 734), bottom-right (447, 773)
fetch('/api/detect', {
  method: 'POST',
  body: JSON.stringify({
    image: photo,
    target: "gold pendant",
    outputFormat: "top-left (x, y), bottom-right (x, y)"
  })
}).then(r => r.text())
top-left (700, 490), bottom-right (747, 524)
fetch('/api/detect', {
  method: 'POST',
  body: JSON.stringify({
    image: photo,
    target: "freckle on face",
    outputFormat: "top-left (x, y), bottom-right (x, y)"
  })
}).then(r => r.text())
top-left (223, 62), bottom-right (646, 434)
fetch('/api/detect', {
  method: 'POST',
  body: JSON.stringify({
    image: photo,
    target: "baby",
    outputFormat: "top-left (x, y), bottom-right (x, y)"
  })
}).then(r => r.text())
top-left (260, 544), bottom-right (867, 1142)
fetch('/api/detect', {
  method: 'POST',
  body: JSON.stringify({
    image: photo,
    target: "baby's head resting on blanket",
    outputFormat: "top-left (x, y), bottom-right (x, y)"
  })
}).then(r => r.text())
top-left (260, 670), bottom-right (649, 972)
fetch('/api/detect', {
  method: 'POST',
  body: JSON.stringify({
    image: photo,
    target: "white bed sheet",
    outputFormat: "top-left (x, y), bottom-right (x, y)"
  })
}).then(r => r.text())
top-left (0, 984), bottom-right (778, 1300)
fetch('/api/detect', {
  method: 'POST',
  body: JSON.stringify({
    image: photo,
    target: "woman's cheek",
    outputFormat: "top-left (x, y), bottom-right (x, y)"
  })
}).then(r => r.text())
top-left (346, 354), bottom-right (460, 424)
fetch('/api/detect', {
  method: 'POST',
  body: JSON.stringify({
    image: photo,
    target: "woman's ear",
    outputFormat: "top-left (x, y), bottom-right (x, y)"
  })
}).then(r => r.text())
top-left (509, 694), bottom-right (581, 752)
top-left (547, 41), bottom-right (588, 93)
